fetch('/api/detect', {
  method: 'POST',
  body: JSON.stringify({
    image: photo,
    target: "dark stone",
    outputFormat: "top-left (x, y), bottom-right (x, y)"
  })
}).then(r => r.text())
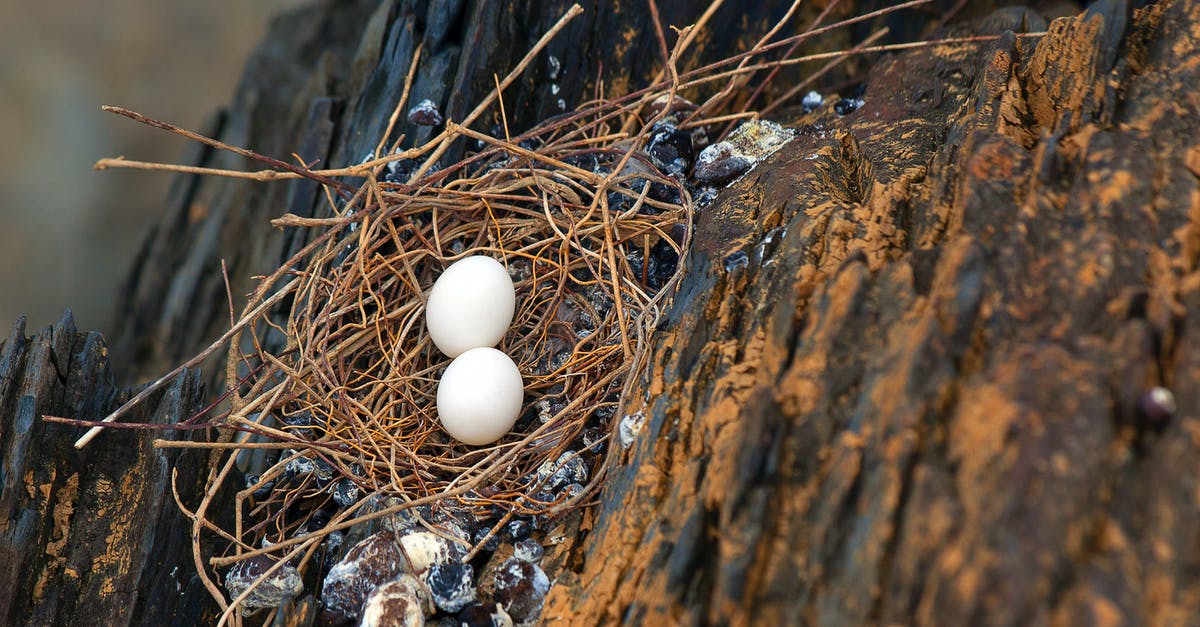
top-left (424, 561), bottom-right (476, 612)
top-left (321, 531), bottom-right (406, 620)
top-left (223, 555), bottom-right (303, 609)
top-left (407, 99), bottom-right (444, 126)
top-left (833, 97), bottom-right (863, 115)
top-left (646, 122), bottom-right (694, 176)
top-left (486, 558), bottom-right (550, 623)
top-left (693, 143), bottom-right (752, 185)
top-left (331, 478), bottom-right (360, 508)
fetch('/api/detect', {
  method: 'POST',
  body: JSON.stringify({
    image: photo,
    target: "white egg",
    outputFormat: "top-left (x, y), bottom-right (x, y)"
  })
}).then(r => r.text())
top-left (425, 255), bottom-right (516, 357)
top-left (437, 347), bottom-right (524, 445)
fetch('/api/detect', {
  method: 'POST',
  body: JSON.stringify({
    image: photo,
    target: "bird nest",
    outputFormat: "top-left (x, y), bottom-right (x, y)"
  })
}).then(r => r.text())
top-left (235, 99), bottom-right (690, 532)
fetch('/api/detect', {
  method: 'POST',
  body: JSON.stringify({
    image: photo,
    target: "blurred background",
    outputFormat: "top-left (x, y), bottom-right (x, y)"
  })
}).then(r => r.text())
top-left (0, 0), bottom-right (305, 336)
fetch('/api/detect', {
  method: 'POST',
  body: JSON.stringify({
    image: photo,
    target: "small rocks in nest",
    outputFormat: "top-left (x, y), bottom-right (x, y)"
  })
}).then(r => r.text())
top-left (581, 425), bottom-right (606, 453)
top-left (331, 478), bottom-right (360, 508)
top-left (1138, 386), bottom-right (1176, 428)
top-left (245, 474), bottom-right (274, 501)
top-left (385, 158), bottom-right (421, 185)
top-left (499, 517), bottom-right (531, 542)
top-left (455, 602), bottom-right (514, 627)
top-left (618, 411), bottom-right (646, 448)
top-left (380, 501), bottom-right (430, 535)
top-left (471, 525), bottom-right (502, 553)
top-left (223, 555), bottom-right (303, 610)
top-left (646, 122), bottom-right (694, 176)
top-left (556, 482), bottom-right (585, 504)
top-left (398, 530), bottom-right (469, 572)
top-left (834, 97), bottom-right (864, 115)
top-left (512, 538), bottom-right (544, 563)
top-left (360, 574), bottom-right (432, 627)
top-left (693, 119), bottom-right (794, 186)
top-left (535, 451), bottom-right (588, 492)
top-left (321, 530), bottom-right (408, 620)
top-left (279, 409), bottom-right (320, 439)
top-left (284, 454), bottom-right (317, 478)
top-left (477, 557), bottom-right (550, 624)
top-left (801, 90), bottom-right (824, 113)
top-left (423, 561), bottom-right (477, 613)
top-left (408, 99), bottom-right (444, 126)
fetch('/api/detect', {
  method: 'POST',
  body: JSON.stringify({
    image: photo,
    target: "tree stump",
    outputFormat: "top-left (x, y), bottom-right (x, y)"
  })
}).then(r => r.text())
top-left (3, 0), bottom-right (1198, 624)
top-left (0, 312), bottom-right (210, 624)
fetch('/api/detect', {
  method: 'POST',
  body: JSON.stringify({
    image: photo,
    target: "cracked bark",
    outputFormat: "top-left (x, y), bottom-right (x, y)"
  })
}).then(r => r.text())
top-left (547, 1), bottom-right (1200, 625)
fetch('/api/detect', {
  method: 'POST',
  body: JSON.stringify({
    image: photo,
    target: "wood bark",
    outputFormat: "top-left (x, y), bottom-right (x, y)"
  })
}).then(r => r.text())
top-left (3, 0), bottom-right (1198, 625)
top-left (0, 312), bottom-right (211, 624)
top-left (547, 1), bottom-right (1200, 624)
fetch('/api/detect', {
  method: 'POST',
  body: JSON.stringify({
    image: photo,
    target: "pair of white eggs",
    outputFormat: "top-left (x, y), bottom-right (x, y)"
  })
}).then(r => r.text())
top-left (426, 255), bottom-right (523, 445)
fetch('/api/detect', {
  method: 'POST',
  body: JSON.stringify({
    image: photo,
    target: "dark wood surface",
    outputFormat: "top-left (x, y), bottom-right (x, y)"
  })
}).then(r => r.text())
top-left (0, 312), bottom-right (211, 624)
top-left (4, 0), bottom-right (1198, 624)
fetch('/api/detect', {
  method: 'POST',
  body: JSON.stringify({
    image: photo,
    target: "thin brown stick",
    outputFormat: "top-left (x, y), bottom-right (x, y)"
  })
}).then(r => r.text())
top-left (100, 105), bottom-right (352, 194)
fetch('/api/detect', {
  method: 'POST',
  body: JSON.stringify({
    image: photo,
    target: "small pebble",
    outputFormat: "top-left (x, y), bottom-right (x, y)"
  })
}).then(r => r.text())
top-left (480, 558), bottom-right (550, 623)
top-left (694, 186), bottom-right (719, 209)
top-left (331, 478), bottom-right (359, 508)
top-left (284, 455), bottom-right (316, 478)
top-left (386, 158), bottom-right (421, 185)
top-left (471, 526), bottom-right (502, 553)
top-left (224, 555), bottom-right (303, 610)
top-left (423, 561), bottom-right (476, 613)
top-left (834, 98), bottom-right (864, 115)
top-left (304, 508), bottom-right (332, 533)
top-left (646, 122), bottom-right (693, 176)
top-left (397, 530), bottom-right (469, 572)
top-left (360, 574), bottom-right (432, 627)
top-left (408, 99), bottom-right (444, 126)
top-left (723, 250), bottom-right (750, 272)
top-left (801, 90), bottom-right (823, 113)
top-left (513, 538), bottom-right (544, 563)
top-left (536, 399), bottom-right (554, 424)
top-left (1138, 386), bottom-right (1176, 428)
top-left (581, 426), bottom-right (606, 453)
top-left (456, 602), bottom-right (514, 627)
top-left (321, 531), bottom-right (407, 619)
top-left (504, 517), bottom-right (533, 541)
top-left (430, 507), bottom-right (475, 543)
top-left (381, 503), bottom-right (429, 535)
top-left (693, 119), bottom-right (793, 186)
top-left (313, 457), bottom-right (335, 488)
top-left (247, 474), bottom-right (275, 501)
top-left (557, 482), bottom-right (585, 504)
top-left (325, 530), bottom-right (344, 555)
top-left (546, 452), bottom-right (588, 491)
top-left (618, 411), bottom-right (646, 448)
top-left (281, 410), bottom-right (319, 438)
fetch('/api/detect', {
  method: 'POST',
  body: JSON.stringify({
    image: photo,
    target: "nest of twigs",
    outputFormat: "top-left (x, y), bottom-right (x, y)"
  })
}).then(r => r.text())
top-left (64, 0), bottom-right (1028, 620)
top-left (238, 95), bottom-right (692, 523)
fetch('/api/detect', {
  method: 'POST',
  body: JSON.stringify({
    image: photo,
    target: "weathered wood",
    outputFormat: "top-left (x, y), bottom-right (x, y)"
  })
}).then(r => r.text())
top-left (0, 312), bottom-right (211, 625)
top-left (545, 0), bottom-right (1200, 624)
